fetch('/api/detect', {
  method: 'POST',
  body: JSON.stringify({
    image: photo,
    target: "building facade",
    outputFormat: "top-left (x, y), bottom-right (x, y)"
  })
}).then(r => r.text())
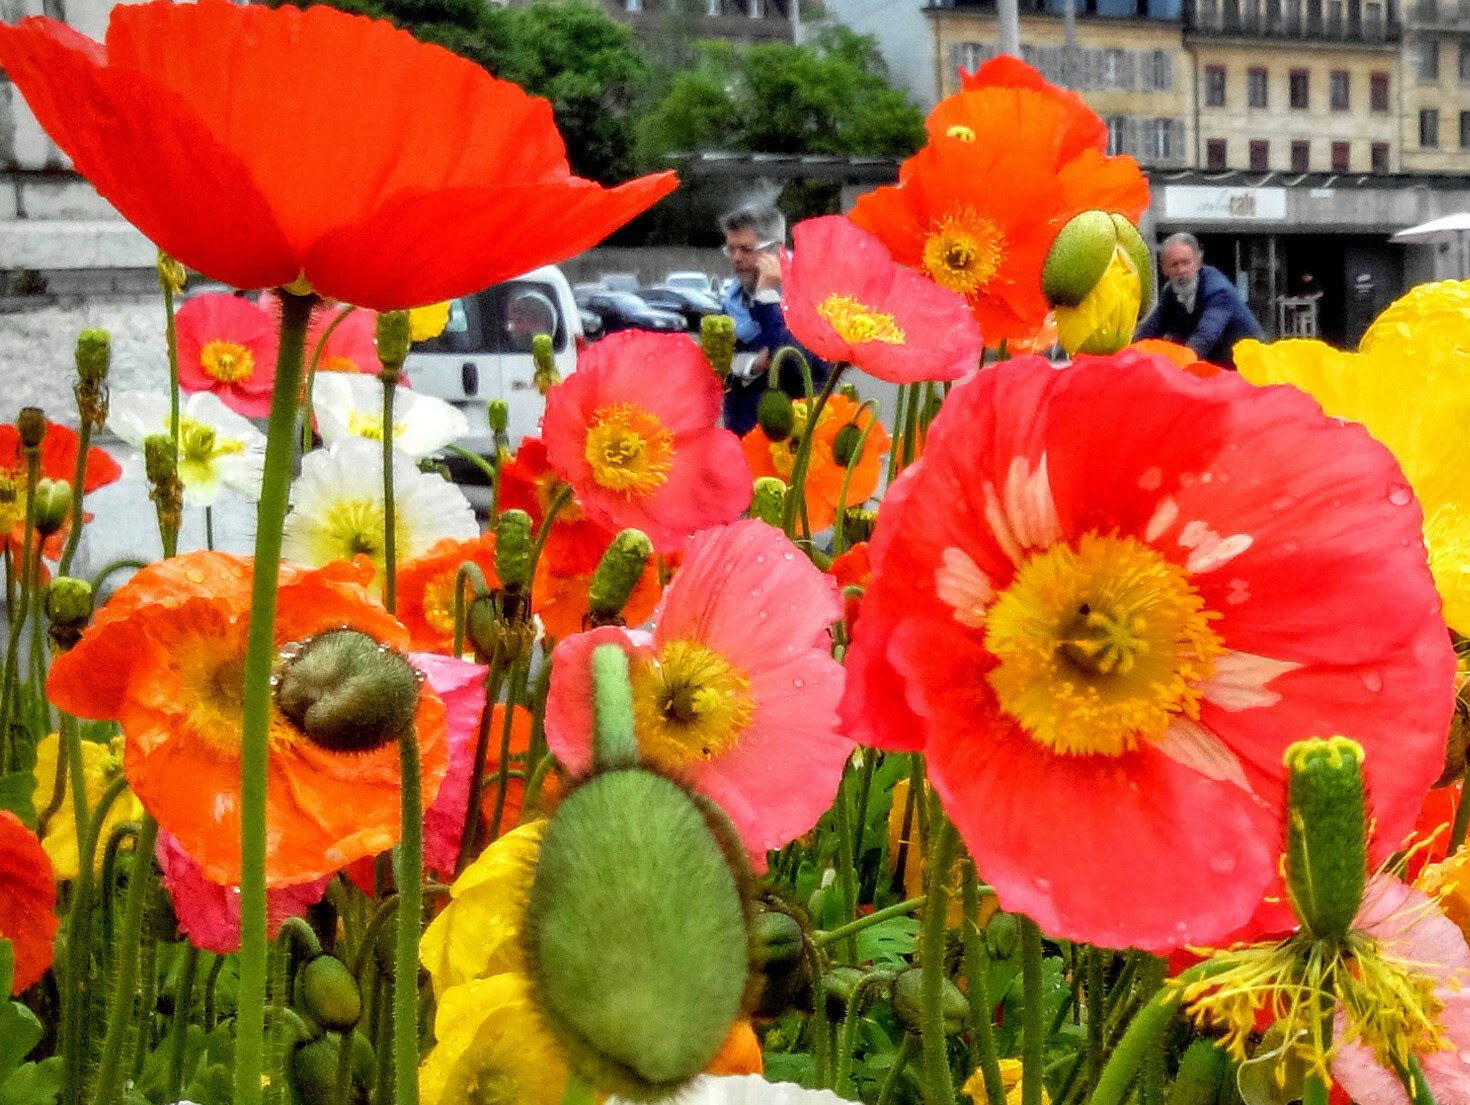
top-left (591, 0), bottom-right (802, 45)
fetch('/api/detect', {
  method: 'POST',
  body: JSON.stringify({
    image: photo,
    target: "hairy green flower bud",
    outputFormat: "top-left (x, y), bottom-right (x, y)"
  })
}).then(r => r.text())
top-left (820, 965), bottom-right (866, 1020)
top-left (1167, 1039), bottom-right (1230, 1105)
top-left (757, 389), bottom-right (796, 443)
top-left (143, 434), bottom-right (176, 486)
top-left (832, 423), bottom-right (864, 468)
top-left (701, 315), bottom-right (736, 379)
top-left (17, 408), bottom-right (45, 450)
top-left (299, 954), bottom-right (361, 1031)
top-left (487, 399), bottom-right (510, 436)
top-left (157, 251), bottom-right (187, 295)
top-left (275, 628), bottom-right (421, 754)
top-left (750, 910), bottom-right (812, 1018)
top-left (749, 478), bottom-right (787, 527)
top-left (290, 1033), bottom-right (374, 1105)
top-left (32, 478), bottom-right (72, 538)
top-left (375, 310), bottom-right (411, 376)
top-left (1044, 212), bottom-right (1152, 356)
top-left (45, 577), bottom-right (92, 651)
top-left (841, 507), bottom-right (877, 546)
top-left (75, 329), bottom-right (111, 384)
top-left (588, 530), bottom-right (653, 627)
top-left (532, 333), bottom-right (562, 395)
top-left (892, 967), bottom-right (968, 1035)
top-left (1284, 736), bottom-right (1367, 942)
top-left (494, 509), bottom-right (535, 592)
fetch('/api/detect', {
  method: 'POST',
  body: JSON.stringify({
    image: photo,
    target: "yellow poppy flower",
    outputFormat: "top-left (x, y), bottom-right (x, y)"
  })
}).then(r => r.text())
top-left (409, 301), bottom-right (451, 343)
top-left (30, 733), bottom-right (143, 879)
top-left (963, 1059), bottom-right (1050, 1105)
top-left (419, 972), bottom-right (567, 1105)
top-left (420, 819), bottom-right (544, 997)
top-left (1236, 337), bottom-right (1470, 634)
top-left (1359, 280), bottom-right (1470, 370)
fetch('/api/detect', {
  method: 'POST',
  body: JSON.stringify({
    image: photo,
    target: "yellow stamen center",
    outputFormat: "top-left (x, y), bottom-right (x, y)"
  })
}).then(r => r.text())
top-left (817, 294), bottom-right (907, 346)
top-left (946, 124), bottom-right (977, 141)
top-left (631, 640), bottom-right (756, 768)
top-left (583, 402), bottom-right (674, 497)
top-left (984, 534), bottom-right (1222, 756)
top-left (346, 410), bottom-right (405, 443)
top-left (0, 471), bottom-right (20, 535)
top-left (180, 646), bottom-right (301, 756)
top-left (922, 211), bottom-right (1005, 297)
top-left (422, 570), bottom-right (459, 636)
top-left (176, 416), bottom-right (245, 488)
top-left (199, 340), bottom-right (255, 384)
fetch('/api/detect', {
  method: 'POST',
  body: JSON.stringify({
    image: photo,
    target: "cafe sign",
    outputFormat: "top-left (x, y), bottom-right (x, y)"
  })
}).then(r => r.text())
top-left (1163, 185), bottom-right (1287, 221)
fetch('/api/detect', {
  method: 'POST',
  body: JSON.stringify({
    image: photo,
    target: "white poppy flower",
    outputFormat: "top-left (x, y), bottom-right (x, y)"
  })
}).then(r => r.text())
top-left (107, 390), bottom-right (265, 506)
top-left (610, 1076), bottom-right (859, 1105)
top-left (312, 373), bottom-right (468, 459)
top-left (282, 439), bottom-right (478, 583)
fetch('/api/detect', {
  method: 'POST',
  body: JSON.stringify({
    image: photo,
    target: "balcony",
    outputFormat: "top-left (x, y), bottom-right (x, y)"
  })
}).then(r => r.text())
top-left (1183, 0), bottom-right (1400, 40)
top-left (1405, 0), bottom-right (1470, 25)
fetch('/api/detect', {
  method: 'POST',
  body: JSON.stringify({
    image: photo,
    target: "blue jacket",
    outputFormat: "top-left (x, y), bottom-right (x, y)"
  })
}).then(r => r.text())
top-left (719, 278), bottom-right (829, 436)
top-left (1134, 264), bottom-right (1265, 369)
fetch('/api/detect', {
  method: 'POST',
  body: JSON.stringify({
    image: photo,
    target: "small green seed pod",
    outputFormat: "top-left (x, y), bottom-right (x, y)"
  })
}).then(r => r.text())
top-left (375, 310), bottom-right (412, 374)
top-left (831, 422), bottom-right (864, 468)
top-left (588, 530), bottom-right (653, 626)
top-left (749, 478), bottom-right (787, 527)
top-left (892, 967), bottom-right (968, 1035)
top-left (494, 509), bottom-right (535, 592)
top-left (17, 407), bottom-right (46, 450)
top-left (701, 315), bottom-right (736, 379)
top-left (75, 329), bottom-right (111, 384)
top-left (298, 954), bottom-right (362, 1032)
top-left (1283, 736), bottom-right (1367, 942)
top-left (757, 389), bottom-right (797, 443)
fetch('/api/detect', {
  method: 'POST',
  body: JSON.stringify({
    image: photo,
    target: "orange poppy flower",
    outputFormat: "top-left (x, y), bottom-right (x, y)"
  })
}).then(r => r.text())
top-left (1130, 338), bottom-right (1222, 378)
top-left (741, 394), bottom-right (891, 532)
top-left (0, 811), bottom-right (56, 994)
top-left (0, 419), bottom-right (121, 559)
top-left (0, 1), bottom-right (676, 310)
top-left (398, 536), bottom-right (500, 654)
top-left (46, 551), bottom-right (449, 887)
top-left (959, 54), bottom-right (1107, 163)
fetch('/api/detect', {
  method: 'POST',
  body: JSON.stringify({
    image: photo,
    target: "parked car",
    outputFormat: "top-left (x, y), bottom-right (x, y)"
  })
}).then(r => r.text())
top-left (637, 284), bottom-right (723, 329)
top-left (575, 288), bottom-right (686, 334)
top-left (664, 270), bottom-right (716, 296)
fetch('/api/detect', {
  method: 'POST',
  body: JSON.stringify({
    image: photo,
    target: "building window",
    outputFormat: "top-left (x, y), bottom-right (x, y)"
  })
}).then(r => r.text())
top-left (1370, 70), bottom-right (1390, 110)
top-left (1142, 50), bottom-right (1173, 91)
top-left (1148, 118), bottom-right (1181, 160)
top-left (1291, 140), bottom-right (1310, 171)
top-left (1250, 139), bottom-right (1270, 169)
top-left (1326, 0), bottom-right (1345, 29)
top-left (1331, 140), bottom-right (1350, 169)
top-left (1105, 116), bottom-right (1129, 156)
top-left (707, 0), bottom-right (721, 12)
top-left (1289, 68), bottom-right (1309, 108)
top-left (1421, 106), bottom-right (1441, 146)
top-left (1364, 0), bottom-right (1385, 32)
top-left (1248, 66), bottom-right (1269, 107)
top-left (1460, 109), bottom-right (1470, 146)
top-left (1204, 65), bottom-right (1226, 106)
top-left (1459, 41), bottom-right (1470, 82)
top-left (1206, 138), bottom-right (1228, 168)
top-left (1100, 48), bottom-right (1133, 89)
top-left (1371, 141), bottom-right (1390, 170)
top-left (1418, 39), bottom-right (1441, 81)
top-left (951, 42), bottom-right (990, 75)
top-left (1330, 69), bottom-right (1350, 109)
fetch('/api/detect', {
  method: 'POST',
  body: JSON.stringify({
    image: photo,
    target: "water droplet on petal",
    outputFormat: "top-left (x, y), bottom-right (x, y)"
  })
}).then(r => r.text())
top-left (1388, 483), bottom-right (1414, 506)
top-left (1362, 671), bottom-right (1384, 693)
top-left (1270, 494), bottom-right (1294, 512)
top-left (793, 678), bottom-right (804, 688)
top-left (1209, 853), bottom-right (1236, 875)
top-left (1032, 875), bottom-right (1052, 893)
top-left (783, 551), bottom-right (795, 561)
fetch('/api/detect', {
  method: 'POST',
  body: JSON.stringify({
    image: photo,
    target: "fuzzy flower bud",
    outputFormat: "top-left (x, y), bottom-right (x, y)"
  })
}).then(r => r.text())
top-left (157, 251), bottom-right (187, 295)
top-left (587, 529), bottom-right (653, 627)
top-left (1043, 211), bottom-right (1152, 357)
top-left (832, 422), bottom-right (864, 468)
top-left (842, 507), bottom-right (877, 546)
top-left (32, 479), bottom-right (72, 538)
top-left (487, 399), bottom-right (510, 437)
top-left (892, 967), bottom-right (968, 1035)
top-left (1284, 736), bottom-right (1367, 942)
top-left (375, 310), bottom-right (412, 378)
top-left (494, 509), bottom-right (535, 592)
top-left (143, 434), bottom-right (176, 486)
top-left (749, 477), bottom-right (787, 527)
top-left (74, 329), bottom-right (111, 384)
top-left (532, 333), bottom-right (562, 395)
top-left (44, 576), bottom-right (92, 651)
top-left (275, 628), bottom-right (421, 754)
top-left (756, 389), bottom-right (796, 443)
top-left (299, 954), bottom-right (362, 1031)
top-left (17, 408), bottom-right (45, 450)
top-left (700, 314), bottom-right (736, 379)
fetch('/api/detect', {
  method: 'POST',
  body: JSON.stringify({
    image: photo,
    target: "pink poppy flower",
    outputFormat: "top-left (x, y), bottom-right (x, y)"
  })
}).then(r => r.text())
top-left (782, 216), bottom-right (982, 384)
top-left (545, 520), bottom-right (849, 861)
top-left (841, 350), bottom-right (1454, 951)
top-left (415, 652), bottom-right (489, 880)
top-left (175, 293), bottom-right (279, 417)
top-left (157, 830), bottom-right (329, 955)
top-left (308, 305), bottom-right (381, 376)
top-left (542, 331), bottom-right (752, 552)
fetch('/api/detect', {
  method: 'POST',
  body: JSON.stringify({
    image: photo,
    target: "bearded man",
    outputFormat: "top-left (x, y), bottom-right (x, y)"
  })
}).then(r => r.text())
top-left (1134, 232), bottom-right (1264, 369)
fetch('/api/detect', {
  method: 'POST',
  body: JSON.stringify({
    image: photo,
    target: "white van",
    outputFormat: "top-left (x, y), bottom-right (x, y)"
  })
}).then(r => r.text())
top-left (406, 265), bottom-right (580, 457)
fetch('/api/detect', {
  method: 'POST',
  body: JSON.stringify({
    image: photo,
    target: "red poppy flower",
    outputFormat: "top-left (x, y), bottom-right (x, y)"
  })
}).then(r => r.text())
top-left (0, 419), bottom-right (121, 560)
top-left (0, 810), bottom-right (56, 994)
top-left (782, 216), bottom-right (982, 384)
top-left (46, 551), bottom-right (449, 887)
top-left (0, 1), bottom-right (677, 310)
top-left (542, 332), bottom-right (752, 552)
top-left (175, 293), bottom-right (279, 417)
top-left (397, 536), bottom-right (500, 654)
top-left (958, 55), bottom-right (1107, 164)
top-left (842, 351), bottom-right (1454, 950)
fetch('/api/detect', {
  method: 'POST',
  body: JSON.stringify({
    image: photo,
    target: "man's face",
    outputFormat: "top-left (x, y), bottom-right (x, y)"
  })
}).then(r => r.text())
top-left (1161, 242), bottom-right (1202, 285)
top-left (724, 227), bottom-right (773, 285)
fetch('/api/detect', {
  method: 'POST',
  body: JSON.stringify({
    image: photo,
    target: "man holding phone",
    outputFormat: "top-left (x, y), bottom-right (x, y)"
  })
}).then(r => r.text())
top-left (717, 204), bottom-right (828, 435)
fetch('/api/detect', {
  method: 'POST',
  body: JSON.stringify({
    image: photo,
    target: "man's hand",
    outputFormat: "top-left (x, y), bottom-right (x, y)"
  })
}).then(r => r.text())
top-left (754, 251), bottom-right (782, 292)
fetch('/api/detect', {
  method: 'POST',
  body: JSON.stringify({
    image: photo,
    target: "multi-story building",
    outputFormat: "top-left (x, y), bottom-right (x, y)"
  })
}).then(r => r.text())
top-left (591, 0), bottom-right (802, 46)
top-left (1399, 0), bottom-right (1470, 171)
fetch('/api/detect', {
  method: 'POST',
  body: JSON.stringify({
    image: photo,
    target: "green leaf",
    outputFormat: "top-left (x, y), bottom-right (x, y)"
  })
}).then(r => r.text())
top-left (0, 945), bottom-right (42, 1090)
top-left (0, 772), bottom-right (36, 828)
top-left (854, 916), bottom-right (918, 969)
top-left (0, 1057), bottom-right (61, 1105)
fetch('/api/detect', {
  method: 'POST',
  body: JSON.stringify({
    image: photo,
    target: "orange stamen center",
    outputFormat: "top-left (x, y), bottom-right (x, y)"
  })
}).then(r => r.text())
top-left (583, 403), bottom-right (674, 497)
top-left (200, 340), bottom-right (255, 384)
top-left (817, 294), bottom-right (907, 346)
top-left (922, 211), bottom-right (1005, 297)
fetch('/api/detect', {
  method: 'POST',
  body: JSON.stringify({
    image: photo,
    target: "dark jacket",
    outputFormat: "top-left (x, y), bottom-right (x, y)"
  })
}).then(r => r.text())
top-left (1134, 264), bottom-right (1265, 369)
top-left (719, 282), bottom-right (829, 436)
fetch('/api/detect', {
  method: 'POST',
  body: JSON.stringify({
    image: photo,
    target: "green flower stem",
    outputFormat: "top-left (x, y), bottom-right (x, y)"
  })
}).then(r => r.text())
top-left (163, 273), bottom-right (180, 461)
top-left (331, 1028), bottom-right (357, 1105)
top-left (451, 562), bottom-right (491, 659)
top-left (877, 1035), bottom-right (919, 1105)
top-left (962, 860), bottom-right (1005, 1105)
top-left (58, 710), bottom-right (105, 1105)
top-left (835, 975), bottom-right (888, 1097)
top-left (919, 815), bottom-right (959, 1105)
top-left (92, 813), bottom-right (159, 1105)
top-left (899, 381), bottom-right (924, 470)
top-left (1398, 1055), bottom-right (1439, 1105)
top-left (1020, 917), bottom-right (1046, 1105)
top-left (486, 659), bottom-right (530, 843)
top-left (165, 944), bottom-right (203, 1103)
top-left (381, 373), bottom-right (398, 613)
top-left (1086, 947), bottom-right (1107, 1087)
top-left (562, 1072), bottom-right (598, 1105)
top-left (1451, 757), bottom-right (1470, 853)
top-left (0, 447), bottom-right (40, 772)
top-left (780, 362), bottom-right (849, 538)
top-left (850, 749), bottom-right (879, 899)
top-left (886, 383), bottom-right (911, 485)
top-left (89, 557), bottom-right (149, 595)
top-left (814, 896), bottom-right (928, 949)
top-left (393, 718), bottom-right (425, 1105)
top-left (444, 444), bottom-right (499, 484)
top-left (206, 504), bottom-right (215, 551)
top-left (57, 409), bottom-right (95, 576)
top-left (234, 289), bottom-right (316, 1105)
top-left (301, 305), bottom-right (356, 453)
top-left (454, 654), bottom-right (509, 875)
top-left (831, 764), bottom-right (861, 961)
top-left (829, 400), bottom-right (883, 558)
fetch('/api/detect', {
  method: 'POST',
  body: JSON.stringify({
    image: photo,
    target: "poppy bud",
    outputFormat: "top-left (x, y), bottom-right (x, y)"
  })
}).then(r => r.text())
top-left (290, 1033), bottom-right (374, 1105)
top-left (750, 910), bottom-right (812, 1017)
top-left (45, 576), bottom-right (92, 651)
top-left (275, 628), bottom-right (422, 754)
top-left (987, 911), bottom-right (1020, 958)
top-left (839, 383), bottom-right (860, 402)
top-left (892, 967), bottom-right (968, 1035)
top-left (701, 315), bottom-right (736, 379)
top-left (749, 478), bottom-right (787, 527)
top-left (1283, 736), bottom-right (1367, 942)
top-left (157, 251), bottom-right (187, 295)
top-left (487, 398), bottom-right (510, 437)
top-left (1043, 211), bottom-right (1152, 356)
top-left (494, 509), bottom-right (535, 592)
top-left (820, 965), bottom-right (866, 1020)
top-left (832, 422), bottom-right (864, 468)
top-left (17, 408), bottom-right (45, 450)
top-left (533, 333), bottom-right (562, 395)
top-left (1168, 1038), bottom-right (1230, 1105)
top-left (757, 389), bottom-right (796, 443)
top-left (75, 329), bottom-right (111, 384)
top-left (298, 954), bottom-right (361, 1031)
top-left (841, 508), bottom-right (876, 546)
top-left (375, 310), bottom-right (411, 376)
top-left (32, 479), bottom-right (72, 538)
top-left (587, 530), bottom-right (652, 627)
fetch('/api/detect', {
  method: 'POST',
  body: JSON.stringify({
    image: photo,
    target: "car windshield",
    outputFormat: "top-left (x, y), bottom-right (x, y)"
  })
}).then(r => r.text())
top-left (605, 292), bottom-right (653, 311)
